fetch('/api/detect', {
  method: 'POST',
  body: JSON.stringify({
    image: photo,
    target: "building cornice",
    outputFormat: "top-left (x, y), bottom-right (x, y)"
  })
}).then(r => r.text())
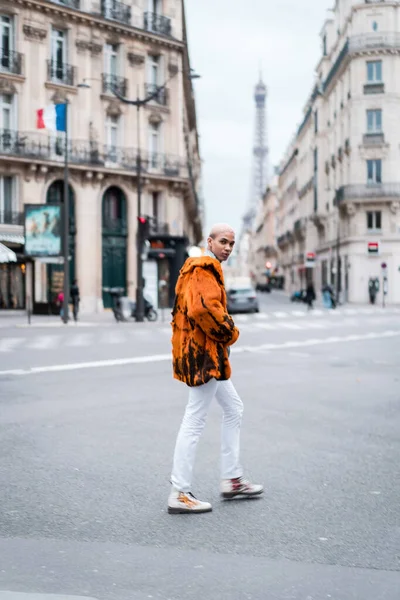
top-left (9, 0), bottom-right (185, 51)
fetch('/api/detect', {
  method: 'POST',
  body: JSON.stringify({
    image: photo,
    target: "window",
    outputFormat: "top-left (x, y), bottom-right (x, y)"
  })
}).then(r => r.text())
top-left (367, 159), bottom-right (382, 184)
top-left (367, 109), bottom-right (382, 133)
top-left (322, 34), bottom-right (327, 57)
top-left (367, 60), bottom-right (382, 83)
top-left (0, 15), bottom-right (13, 71)
top-left (149, 122), bottom-right (160, 166)
top-left (148, 0), bottom-right (161, 15)
top-left (149, 54), bottom-right (160, 86)
top-left (152, 191), bottom-right (160, 221)
top-left (0, 93), bottom-right (14, 130)
top-left (106, 115), bottom-right (120, 161)
top-left (0, 175), bottom-right (14, 222)
top-left (314, 110), bottom-right (318, 134)
top-left (51, 28), bottom-right (67, 81)
top-left (367, 211), bottom-right (382, 231)
top-left (104, 43), bottom-right (119, 76)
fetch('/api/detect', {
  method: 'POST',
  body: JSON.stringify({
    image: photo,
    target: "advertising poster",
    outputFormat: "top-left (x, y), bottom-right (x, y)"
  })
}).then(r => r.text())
top-left (24, 204), bottom-right (62, 257)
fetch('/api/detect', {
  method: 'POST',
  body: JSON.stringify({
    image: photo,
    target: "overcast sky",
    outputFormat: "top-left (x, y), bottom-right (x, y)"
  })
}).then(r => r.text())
top-left (185, 0), bottom-right (333, 237)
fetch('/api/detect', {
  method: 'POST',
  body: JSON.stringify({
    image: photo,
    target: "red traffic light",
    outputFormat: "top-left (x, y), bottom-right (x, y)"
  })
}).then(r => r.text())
top-left (138, 217), bottom-right (147, 224)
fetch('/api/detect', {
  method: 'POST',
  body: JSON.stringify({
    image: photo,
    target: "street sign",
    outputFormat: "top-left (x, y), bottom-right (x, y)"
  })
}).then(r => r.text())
top-left (368, 242), bottom-right (379, 255)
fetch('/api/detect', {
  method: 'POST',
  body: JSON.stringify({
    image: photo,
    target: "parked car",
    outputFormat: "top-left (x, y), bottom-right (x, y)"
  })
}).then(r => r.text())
top-left (227, 285), bottom-right (260, 314)
top-left (256, 282), bottom-right (271, 293)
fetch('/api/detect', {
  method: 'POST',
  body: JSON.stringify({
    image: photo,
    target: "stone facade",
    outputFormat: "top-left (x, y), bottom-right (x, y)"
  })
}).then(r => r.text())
top-left (0, 0), bottom-right (202, 312)
top-left (253, 0), bottom-right (400, 305)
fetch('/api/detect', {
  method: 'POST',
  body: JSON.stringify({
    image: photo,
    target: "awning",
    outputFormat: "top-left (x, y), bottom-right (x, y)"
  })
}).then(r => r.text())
top-left (0, 233), bottom-right (25, 245)
top-left (0, 242), bottom-right (17, 263)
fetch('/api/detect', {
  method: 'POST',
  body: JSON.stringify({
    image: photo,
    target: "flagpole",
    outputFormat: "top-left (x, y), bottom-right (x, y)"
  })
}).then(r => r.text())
top-left (62, 101), bottom-right (69, 324)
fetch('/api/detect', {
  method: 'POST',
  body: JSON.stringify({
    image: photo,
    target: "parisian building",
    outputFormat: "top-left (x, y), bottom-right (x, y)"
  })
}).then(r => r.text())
top-left (253, 0), bottom-right (400, 305)
top-left (0, 0), bottom-right (203, 313)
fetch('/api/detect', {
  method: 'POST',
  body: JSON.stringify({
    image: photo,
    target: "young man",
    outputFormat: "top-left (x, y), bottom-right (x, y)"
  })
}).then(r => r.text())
top-left (168, 224), bottom-right (263, 514)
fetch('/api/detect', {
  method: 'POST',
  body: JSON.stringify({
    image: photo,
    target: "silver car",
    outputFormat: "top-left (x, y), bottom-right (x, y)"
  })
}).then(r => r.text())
top-left (226, 286), bottom-right (260, 314)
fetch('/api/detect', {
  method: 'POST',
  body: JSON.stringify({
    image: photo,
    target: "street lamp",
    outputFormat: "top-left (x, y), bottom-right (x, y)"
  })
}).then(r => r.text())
top-left (110, 69), bottom-right (184, 322)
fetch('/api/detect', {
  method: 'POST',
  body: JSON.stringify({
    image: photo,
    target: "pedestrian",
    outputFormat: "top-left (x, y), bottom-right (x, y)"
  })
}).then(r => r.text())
top-left (168, 223), bottom-right (263, 515)
top-left (305, 281), bottom-right (316, 310)
top-left (70, 279), bottom-right (80, 322)
top-left (57, 290), bottom-right (64, 321)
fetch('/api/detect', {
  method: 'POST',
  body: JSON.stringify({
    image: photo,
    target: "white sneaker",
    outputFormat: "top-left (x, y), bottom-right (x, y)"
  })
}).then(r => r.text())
top-left (220, 476), bottom-right (264, 499)
top-left (168, 488), bottom-right (212, 514)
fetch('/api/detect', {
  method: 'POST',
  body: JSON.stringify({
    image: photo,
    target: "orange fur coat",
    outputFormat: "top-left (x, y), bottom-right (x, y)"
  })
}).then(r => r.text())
top-left (171, 256), bottom-right (239, 387)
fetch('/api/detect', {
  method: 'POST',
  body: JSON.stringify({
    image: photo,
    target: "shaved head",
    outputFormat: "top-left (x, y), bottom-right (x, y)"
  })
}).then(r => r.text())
top-left (209, 223), bottom-right (235, 239)
top-left (207, 224), bottom-right (235, 262)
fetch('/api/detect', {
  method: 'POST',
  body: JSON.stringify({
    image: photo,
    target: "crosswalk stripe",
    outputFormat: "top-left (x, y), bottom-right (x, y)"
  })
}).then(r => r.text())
top-left (306, 321), bottom-right (329, 329)
top-left (28, 335), bottom-right (61, 350)
top-left (254, 323), bottom-right (278, 330)
top-left (254, 313), bottom-right (268, 320)
top-left (0, 337), bottom-right (24, 352)
top-left (291, 311), bottom-right (307, 317)
top-left (235, 314), bottom-right (250, 322)
top-left (66, 334), bottom-right (93, 347)
top-left (278, 322), bottom-right (303, 330)
top-left (100, 332), bottom-right (125, 344)
top-left (272, 311), bottom-right (288, 318)
top-left (311, 309), bottom-right (324, 316)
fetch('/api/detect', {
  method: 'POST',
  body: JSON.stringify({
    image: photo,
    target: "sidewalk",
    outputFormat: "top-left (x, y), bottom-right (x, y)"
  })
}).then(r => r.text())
top-left (0, 308), bottom-right (172, 328)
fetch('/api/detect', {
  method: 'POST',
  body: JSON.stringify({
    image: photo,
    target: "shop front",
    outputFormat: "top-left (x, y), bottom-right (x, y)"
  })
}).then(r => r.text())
top-left (145, 233), bottom-right (189, 309)
top-left (0, 234), bottom-right (26, 310)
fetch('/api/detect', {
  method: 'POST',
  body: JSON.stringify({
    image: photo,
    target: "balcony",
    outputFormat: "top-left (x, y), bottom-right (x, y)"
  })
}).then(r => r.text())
top-left (145, 83), bottom-right (168, 106)
top-left (363, 132), bottom-right (385, 146)
top-left (336, 183), bottom-right (400, 204)
top-left (101, 0), bottom-right (131, 25)
top-left (364, 82), bottom-right (385, 94)
top-left (0, 49), bottom-right (23, 76)
top-left (144, 152), bottom-right (181, 176)
top-left (0, 210), bottom-right (24, 226)
top-left (102, 73), bottom-right (128, 97)
top-left (0, 130), bottom-right (187, 178)
top-left (47, 60), bottom-right (76, 87)
top-left (143, 12), bottom-right (172, 36)
top-left (51, 0), bottom-right (80, 7)
top-left (149, 217), bottom-right (169, 236)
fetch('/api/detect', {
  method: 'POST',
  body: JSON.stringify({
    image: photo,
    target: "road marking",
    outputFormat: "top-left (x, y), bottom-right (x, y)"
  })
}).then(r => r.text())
top-left (234, 314), bottom-right (250, 322)
top-left (272, 311), bottom-right (288, 318)
top-left (1, 330), bottom-right (399, 377)
top-left (291, 311), bottom-right (307, 317)
top-left (254, 312), bottom-right (268, 319)
top-left (311, 309), bottom-right (324, 316)
top-left (28, 335), bottom-right (61, 350)
top-left (101, 331), bottom-right (125, 344)
top-left (0, 337), bottom-right (24, 352)
top-left (66, 333), bottom-right (93, 347)
top-left (278, 322), bottom-right (303, 330)
top-left (254, 323), bottom-right (278, 330)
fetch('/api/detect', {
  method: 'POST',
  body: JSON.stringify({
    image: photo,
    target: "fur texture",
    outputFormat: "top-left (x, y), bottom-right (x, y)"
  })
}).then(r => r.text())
top-left (171, 256), bottom-right (239, 387)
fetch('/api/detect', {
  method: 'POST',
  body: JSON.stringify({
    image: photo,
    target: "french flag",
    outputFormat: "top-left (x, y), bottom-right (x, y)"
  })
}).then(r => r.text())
top-left (37, 103), bottom-right (66, 132)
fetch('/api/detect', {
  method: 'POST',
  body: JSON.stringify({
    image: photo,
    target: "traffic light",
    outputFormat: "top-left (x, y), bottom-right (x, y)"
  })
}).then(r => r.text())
top-left (137, 215), bottom-right (150, 240)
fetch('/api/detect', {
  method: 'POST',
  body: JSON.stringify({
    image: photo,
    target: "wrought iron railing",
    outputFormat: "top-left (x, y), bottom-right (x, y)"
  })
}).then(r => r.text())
top-left (47, 60), bottom-right (76, 86)
top-left (0, 210), bottom-right (24, 226)
top-left (51, 0), bottom-right (80, 8)
top-left (143, 12), bottom-right (172, 36)
top-left (0, 130), bottom-right (187, 178)
top-left (102, 73), bottom-right (128, 97)
top-left (145, 83), bottom-right (168, 106)
top-left (336, 183), bottom-right (400, 203)
top-left (101, 0), bottom-right (131, 25)
top-left (0, 48), bottom-right (23, 75)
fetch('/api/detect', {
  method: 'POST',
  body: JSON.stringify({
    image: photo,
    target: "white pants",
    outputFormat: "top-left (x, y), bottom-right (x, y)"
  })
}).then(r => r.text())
top-left (171, 379), bottom-right (244, 492)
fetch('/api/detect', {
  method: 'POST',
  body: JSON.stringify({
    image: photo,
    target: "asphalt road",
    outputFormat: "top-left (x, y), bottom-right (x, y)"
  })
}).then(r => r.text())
top-left (1, 295), bottom-right (400, 600)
